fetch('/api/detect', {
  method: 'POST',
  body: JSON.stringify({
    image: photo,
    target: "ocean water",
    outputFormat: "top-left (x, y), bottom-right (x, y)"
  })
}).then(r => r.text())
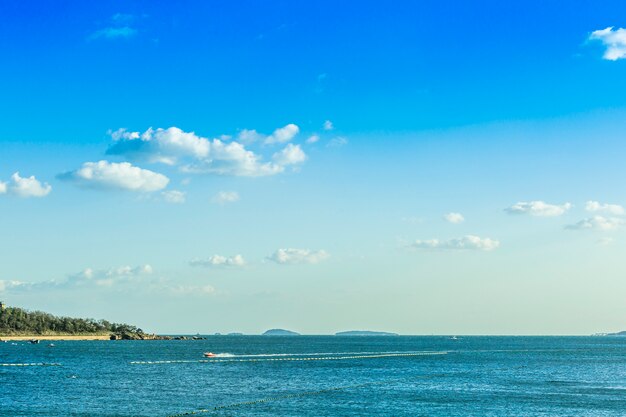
top-left (1, 336), bottom-right (626, 416)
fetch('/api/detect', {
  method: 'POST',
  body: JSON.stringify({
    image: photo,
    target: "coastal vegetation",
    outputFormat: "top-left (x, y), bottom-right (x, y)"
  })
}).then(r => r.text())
top-left (0, 303), bottom-right (145, 338)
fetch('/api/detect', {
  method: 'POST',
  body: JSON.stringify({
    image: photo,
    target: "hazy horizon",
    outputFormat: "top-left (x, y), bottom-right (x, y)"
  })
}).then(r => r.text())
top-left (2, 1), bottom-right (626, 336)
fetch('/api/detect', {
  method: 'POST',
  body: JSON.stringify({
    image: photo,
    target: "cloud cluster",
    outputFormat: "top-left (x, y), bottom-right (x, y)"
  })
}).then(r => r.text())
top-left (1, 264), bottom-right (153, 292)
top-left (60, 160), bottom-right (169, 192)
top-left (411, 235), bottom-right (500, 251)
top-left (505, 201), bottom-right (571, 217)
top-left (106, 126), bottom-right (306, 177)
top-left (267, 248), bottom-right (330, 264)
top-left (566, 216), bottom-right (624, 231)
top-left (585, 200), bottom-right (625, 215)
top-left (0, 264), bottom-right (215, 297)
top-left (589, 27), bottom-right (626, 61)
top-left (190, 254), bottom-right (245, 267)
top-left (0, 172), bottom-right (51, 198)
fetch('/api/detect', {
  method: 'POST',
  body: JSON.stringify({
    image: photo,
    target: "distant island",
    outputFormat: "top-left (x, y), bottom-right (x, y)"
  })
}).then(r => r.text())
top-left (335, 330), bottom-right (399, 336)
top-left (0, 302), bottom-right (166, 340)
top-left (262, 328), bottom-right (300, 336)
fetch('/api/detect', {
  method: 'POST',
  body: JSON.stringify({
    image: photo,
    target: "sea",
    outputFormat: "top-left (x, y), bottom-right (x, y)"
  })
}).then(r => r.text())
top-left (1, 336), bottom-right (626, 416)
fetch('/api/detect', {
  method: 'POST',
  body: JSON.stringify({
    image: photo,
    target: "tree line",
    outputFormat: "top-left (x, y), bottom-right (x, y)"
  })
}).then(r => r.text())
top-left (0, 304), bottom-right (142, 335)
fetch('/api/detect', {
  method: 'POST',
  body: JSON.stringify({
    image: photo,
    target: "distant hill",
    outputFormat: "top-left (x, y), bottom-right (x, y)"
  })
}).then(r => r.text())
top-left (335, 330), bottom-right (398, 336)
top-left (262, 328), bottom-right (300, 336)
top-left (604, 331), bottom-right (626, 336)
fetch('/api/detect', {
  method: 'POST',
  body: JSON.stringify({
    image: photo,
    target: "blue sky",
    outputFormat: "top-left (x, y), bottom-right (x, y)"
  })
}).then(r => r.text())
top-left (1, 1), bottom-right (626, 335)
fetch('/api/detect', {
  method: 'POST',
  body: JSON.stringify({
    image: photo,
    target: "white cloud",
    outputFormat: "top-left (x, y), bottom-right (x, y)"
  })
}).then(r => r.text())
top-left (264, 124), bottom-right (300, 144)
top-left (505, 201), bottom-right (571, 217)
top-left (167, 284), bottom-right (216, 296)
top-left (107, 127), bottom-right (210, 165)
top-left (411, 235), bottom-right (500, 251)
top-left (444, 212), bottom-right (465, 224)
top-left (306, 134), bottom-right (320, 144)
top-left (184, 139), bottom-right (284, 176)
top-left (212, 191), bottom-right (240, 204)
top-left (566, 216), bottom-right (624, 231)
top-left (162, 190), bottom-right (186, 204)
top-left (268, 248), bottom-right (330, 264)
top-left (272, 144), bottom-right (307, 166)
top-left (323, 120), bottom-right (334, 131)
top-left (190, 254), bottom-right (245, 267)
top-left (0, 172), bottom-right (51, 198)
top-left (88, 26), bottom-right (137, 41)
top-left (589, 27), bottom-right (626, 61)
top-left (585, 200), bottom-right (625, 216)
top-left (61, 160), bottom-right (169, 192)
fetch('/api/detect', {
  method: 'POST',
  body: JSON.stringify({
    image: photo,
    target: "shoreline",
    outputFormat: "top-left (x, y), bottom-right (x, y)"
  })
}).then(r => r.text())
top-left (0, 335), bottom-right (112, 341)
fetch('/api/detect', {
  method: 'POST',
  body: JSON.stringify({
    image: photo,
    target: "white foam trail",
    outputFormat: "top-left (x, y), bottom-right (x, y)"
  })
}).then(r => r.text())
top-left (0, 363), bottom-right (61, 367)
top-left (130, 351), bottom-right (448, 365)
top-left (227, 350), bottom-right (436, 358)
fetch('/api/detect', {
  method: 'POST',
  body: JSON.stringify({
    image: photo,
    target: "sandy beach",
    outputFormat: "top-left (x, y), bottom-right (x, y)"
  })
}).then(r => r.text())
top-left (0, 335), bottom-right (112, 341)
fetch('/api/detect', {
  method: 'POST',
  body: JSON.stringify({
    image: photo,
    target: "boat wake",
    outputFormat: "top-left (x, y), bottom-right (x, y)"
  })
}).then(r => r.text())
top-left (224, 350), bottom-right (436, 358)
top-left (130, 351), bottom-right (448, 365)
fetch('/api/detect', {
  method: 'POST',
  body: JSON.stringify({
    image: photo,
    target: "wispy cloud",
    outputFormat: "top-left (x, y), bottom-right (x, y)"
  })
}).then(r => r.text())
top-left (267, 248), bottom-right (330, 264)
top-left (505, 201), bottom-right (571, 217)
top-left (88, 26), bottom-right (137, 41)
top-left (589, 27), bottom-right (626, 61)
top-left (411, 235), bottom-right (500, 251)
top-left (59, 160), bottom-right (169, 192)
top-left (190, 254), bottom-right (245, 267)
top-left (323, 120), bottom-right (334, 131)
top-left (212, 191), bottom-right (240, 204)
top-left (443, 212), bottom-right (465, 224)
top-left (306, 134), bottom-right (320, 144)
top-left (162, 190), bottom-right (186, 204)
top-left (88, 13), bottom-right (138, 41)
top-left (327, 137), bottom-right (348, 148)
top-left (0, 172), bottom-right (51, 198)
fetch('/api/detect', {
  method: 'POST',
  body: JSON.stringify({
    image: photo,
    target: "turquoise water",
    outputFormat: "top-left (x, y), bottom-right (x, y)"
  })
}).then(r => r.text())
top-left (1, 336), bottom-right (626, 416)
